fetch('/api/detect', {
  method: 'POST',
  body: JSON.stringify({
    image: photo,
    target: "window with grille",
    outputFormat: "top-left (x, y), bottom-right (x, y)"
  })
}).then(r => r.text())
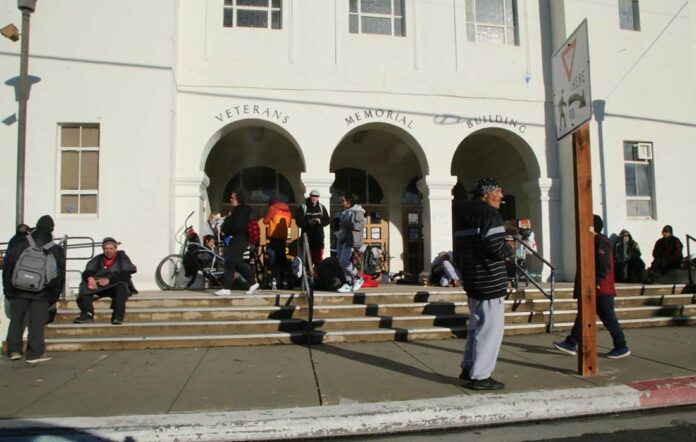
top-left (223, 0), bottom-right (282, 29)
top-left (465, 0), bottom-right (518, 45)
top-left (349, 0), bottom-right (405, 36)
top-left (59, 124), bottom-right (99, 214)
top-left (624, 141), bottom-right (654, 218)
top-left (619, 0), bottom-right (640, 31)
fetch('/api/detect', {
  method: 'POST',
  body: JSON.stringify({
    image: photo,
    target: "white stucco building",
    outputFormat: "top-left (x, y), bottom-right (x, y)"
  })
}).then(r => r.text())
top-left (1, 0), bottom-right (695, 296)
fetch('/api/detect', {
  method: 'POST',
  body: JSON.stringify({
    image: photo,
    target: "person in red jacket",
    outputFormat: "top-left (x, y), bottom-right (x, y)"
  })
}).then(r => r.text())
top-left (553, 215), bottom-right (630, 359)
top-left (263, 196), bottom-right (293, 289)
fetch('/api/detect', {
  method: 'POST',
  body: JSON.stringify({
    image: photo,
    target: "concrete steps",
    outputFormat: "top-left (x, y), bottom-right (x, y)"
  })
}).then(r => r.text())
top-left (42, 284), bottom-right (695, 351)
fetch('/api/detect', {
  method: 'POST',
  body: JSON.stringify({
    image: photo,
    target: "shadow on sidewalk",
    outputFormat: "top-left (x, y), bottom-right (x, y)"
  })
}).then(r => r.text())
top-left (309, 343), bottom-right (461, 386)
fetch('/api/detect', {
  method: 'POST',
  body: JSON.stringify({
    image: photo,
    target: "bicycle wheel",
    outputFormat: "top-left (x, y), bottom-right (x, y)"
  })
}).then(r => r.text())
top-left (156, 254), bottom-right (196, 290)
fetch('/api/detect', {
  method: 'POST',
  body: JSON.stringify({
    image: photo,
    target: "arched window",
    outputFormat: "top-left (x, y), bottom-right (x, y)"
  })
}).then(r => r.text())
top-left (331, 168), bottom-right (384, 205)
top-left (223, 167), bottom-right (295, 204)
top-left (403, 176), bottom-right (422, 204)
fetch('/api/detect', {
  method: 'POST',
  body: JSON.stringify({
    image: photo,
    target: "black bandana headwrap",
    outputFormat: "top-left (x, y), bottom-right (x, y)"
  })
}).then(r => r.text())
top-left (474, 177), bottom-right (501, 196)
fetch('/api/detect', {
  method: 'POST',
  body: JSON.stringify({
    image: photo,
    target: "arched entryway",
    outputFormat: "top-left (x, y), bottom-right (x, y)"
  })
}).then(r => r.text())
top-left (330, 123), bottom-right (427, 275)
top-left (451, 128), bottom-right (542, 269)
top-left (203, 121), bottom-right (305, 246)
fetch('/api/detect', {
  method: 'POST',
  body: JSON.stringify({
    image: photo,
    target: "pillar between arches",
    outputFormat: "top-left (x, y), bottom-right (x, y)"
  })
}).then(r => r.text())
top-left (174, 173), bottom-right (209, 253)
top-left (522, 177), bottom-right (562, 281)
top-left (421, 175), bottom-right (458, 276)
top-left (300, 173), bottom-right (335, 263)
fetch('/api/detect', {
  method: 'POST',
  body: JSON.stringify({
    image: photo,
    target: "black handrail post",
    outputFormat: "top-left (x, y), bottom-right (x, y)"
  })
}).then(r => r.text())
top-left (686, 234), bottom-right (694, 288)
top-left (60, 235), bottom-right (68, 300)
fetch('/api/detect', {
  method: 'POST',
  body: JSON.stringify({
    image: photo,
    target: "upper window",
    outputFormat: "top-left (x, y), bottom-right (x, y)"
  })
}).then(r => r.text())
top-left (59, 124), bottom-right (100, 214)
top-left (223, 0), bottom-right (282, 29)
top-left (349, 0), bottom-right (405, 36)
top-left (466, 0), bottom-right (518, 45)
top-left (619, 0), bottom-right (641, 31)
top-left (331, 168), bottom-right (384, 205)
top-left (623, 141), bottom-right (654, 218)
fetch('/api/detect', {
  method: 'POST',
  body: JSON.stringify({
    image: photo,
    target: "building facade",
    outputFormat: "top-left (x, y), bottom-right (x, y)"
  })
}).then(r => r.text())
top-left (1, 0), bottom-right (695, 297)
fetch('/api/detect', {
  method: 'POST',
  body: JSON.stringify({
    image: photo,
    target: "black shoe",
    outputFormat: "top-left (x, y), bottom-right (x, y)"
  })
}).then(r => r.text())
top-left (466, 377), bottom-right (505, 391)
top-left (458, 368), bottom-right (471, 381)
top-left (74, 313), bottom-right (94, 324)
top-left (111, 318), bottom-right (123, 325)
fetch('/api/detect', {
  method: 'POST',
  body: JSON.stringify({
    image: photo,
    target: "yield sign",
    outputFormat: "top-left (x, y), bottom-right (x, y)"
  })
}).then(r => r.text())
top-left (562, 39), bottom-right (577, 81)
top-left (552, 19), bottom-right (591, 140)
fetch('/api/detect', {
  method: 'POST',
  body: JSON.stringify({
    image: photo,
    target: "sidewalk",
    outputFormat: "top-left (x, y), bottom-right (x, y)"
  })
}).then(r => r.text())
top-left (0, 326), bottom-right (694, 440)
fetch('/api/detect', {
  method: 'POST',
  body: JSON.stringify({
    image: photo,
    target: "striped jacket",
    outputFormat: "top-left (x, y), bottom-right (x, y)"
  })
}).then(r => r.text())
top-left (453, 199), bottom-right (513, 300)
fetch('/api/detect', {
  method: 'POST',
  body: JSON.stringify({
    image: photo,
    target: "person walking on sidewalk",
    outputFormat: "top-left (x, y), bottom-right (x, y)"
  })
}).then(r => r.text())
top-left (3, 215), bottom-right (65, 364)
top-left (74, 237), bottom-right (138, 325)
top-left (454, 178), bottom-right (513, 390)
top-left (554, 215), bottom-right (631, 359)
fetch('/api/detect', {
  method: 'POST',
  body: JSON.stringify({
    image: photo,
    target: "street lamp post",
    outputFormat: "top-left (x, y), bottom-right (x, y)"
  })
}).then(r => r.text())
top-left (16, 0), bottom-right (37, 226)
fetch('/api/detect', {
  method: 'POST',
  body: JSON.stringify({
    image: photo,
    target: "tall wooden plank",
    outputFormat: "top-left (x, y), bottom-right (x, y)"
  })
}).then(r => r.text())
top-left (572, 123), bottom-right (597, 376)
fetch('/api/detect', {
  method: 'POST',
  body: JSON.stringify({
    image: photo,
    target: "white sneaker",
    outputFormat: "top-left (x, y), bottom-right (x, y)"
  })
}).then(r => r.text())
top-left (352, 278), bottom-right (364, 292)
top-left (337, 283), bottom-right (352, 293)
top-left (245, 283), bottom-right (260, 295)
top-left (214, 289), bottom-right (231, 296)
top-left (26, 353), bottom-right (52, 364)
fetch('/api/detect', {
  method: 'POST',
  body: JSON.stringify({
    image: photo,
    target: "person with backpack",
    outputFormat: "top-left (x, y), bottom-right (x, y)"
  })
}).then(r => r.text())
top-left (263, 196), bottom-right (293, 289)
top-left (334, 193), bottom-right (366, 293)
top-left (74, 237), bottom-right (138, 325)
top-left (295, 189), bottom-right (330, 272)
top-left (2, 215), bottom-right (65, 364)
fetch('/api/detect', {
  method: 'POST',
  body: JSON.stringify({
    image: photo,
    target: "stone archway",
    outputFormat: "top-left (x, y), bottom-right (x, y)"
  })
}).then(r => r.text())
top-left (330, 122), bottom-right (428, 275)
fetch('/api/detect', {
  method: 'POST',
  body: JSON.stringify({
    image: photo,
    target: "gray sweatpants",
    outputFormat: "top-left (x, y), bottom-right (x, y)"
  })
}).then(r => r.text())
top-left (460, 297), bottom-right (505, 380)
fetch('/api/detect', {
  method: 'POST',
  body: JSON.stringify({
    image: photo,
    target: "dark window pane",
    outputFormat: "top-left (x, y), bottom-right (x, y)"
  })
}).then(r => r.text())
top-left (368, 175), bottom-right (384, 204)
top-left (271, 10), bottom-right (281, 28)
top-left (349, 14), bottom-right (359, 33)
top-left (61, 151), bottom-right (79, 190)
top-left (237, 9), bottom-right (268, 27)
top-left (623, 142), bottom-right (634, 160)
top-left (272, 0), bottom-right (281, 7)
top-left (81, 151), bottom-right (99, 190)
top-left (80, 195), bottom-right (98, 214)
top-left (394, 18), bottom-right (404, 36)
top-left (394, 0), bottom-right (403, 16)
top-left (277, 174), bottom-right (295, 203)
top-left (635, 164), bottom-right (651, 196)
top-left (361, 0), bottom-right (391, 15)
top-left (619, 0), bottom-right (634, 30)
top-left (237, 0), bottom-right (269, 6)
top-left (466, 0), bottom-right (475, 21)
top-left (624, 164), bottom-right (637, 196)
top-left (362, 16), bottom-right (391, 35)
top-left (505, 0), bottom-right (514, 24)
top-left (224, 0), bottom-right (234, 5)
top-left (82, 126), bottom-right (99, 147)
top-left (350, 0), bottom-right (358, 13)
top-left (348, 169), bottom-right (367, 203)
top-left (61, 126), bottom-right (80, 147)
top-left (223, 8), bottom-right (234, 27)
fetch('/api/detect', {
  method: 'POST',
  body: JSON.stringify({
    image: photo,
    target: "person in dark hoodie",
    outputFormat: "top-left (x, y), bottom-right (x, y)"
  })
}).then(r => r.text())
top-left (554, 215), bottom-right (630, 359)
top-left (295, 189), bottom-right (330, 272)
top-left (74, 237), bottom-right (137, 325)
top-left (3, 215), bottom-right (65, 364)
top-left (453, 178), bottom-right (513, 391)
top-left (215, 189), bottom-right (259, 296)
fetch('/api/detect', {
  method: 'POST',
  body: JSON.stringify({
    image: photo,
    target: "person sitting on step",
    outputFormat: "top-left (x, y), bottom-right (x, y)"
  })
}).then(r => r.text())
top-left (74, 237), bottom-right (137, 325)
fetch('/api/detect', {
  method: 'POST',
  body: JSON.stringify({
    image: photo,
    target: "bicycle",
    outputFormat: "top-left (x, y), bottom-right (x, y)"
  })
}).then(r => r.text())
top-left (155, 211), bottom-right (226, 290)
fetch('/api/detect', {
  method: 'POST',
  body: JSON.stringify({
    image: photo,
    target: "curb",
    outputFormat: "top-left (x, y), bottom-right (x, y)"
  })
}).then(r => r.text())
top-left (1, 376), bottom-right (694, 441)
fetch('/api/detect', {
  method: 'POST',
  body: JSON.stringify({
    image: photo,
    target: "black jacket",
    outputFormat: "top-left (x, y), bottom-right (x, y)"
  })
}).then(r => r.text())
top-left (295, 198), bottom-right (330, 249)
top-left (221, 205), bottom-right (253, 240)
top-left (2, 230), bottom-right (66, 303)
top-left (79, 250), bottom-right (137, 296)
top-left (453, 199), bottom-right (513, 300)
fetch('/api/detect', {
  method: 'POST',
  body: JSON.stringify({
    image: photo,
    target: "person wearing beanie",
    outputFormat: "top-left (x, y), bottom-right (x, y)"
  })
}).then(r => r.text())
top-left (453, 177), bottom-right (513, 391)
top-left (74, 237), bottom-right (138, 325)
top-left (2, 215), bottom-right (65, 364)
top-left (647, 224), bottom-right (684, 281)
top-left (554, 215), bottom-right (631, 359)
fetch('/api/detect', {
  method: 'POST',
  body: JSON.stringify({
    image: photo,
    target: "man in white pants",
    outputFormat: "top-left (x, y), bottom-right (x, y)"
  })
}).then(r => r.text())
top-left (453, 178), bottom-right (513, 390)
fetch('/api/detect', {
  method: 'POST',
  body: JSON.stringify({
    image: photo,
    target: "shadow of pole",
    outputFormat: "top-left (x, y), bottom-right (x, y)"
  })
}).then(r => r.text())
top-left (593, 99), bottom-right (608, 232)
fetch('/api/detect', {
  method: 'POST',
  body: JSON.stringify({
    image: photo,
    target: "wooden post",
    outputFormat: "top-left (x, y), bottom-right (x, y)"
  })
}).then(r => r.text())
top-left (572, 123), bottom-right (597, 376)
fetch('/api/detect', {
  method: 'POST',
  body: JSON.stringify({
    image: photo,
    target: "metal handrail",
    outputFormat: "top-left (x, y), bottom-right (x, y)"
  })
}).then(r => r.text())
top-left (299, 233), bottom-right (315, 340)
top-left (686, 234), bottom-right (695, 287)
top-left (513, 238), bottom-right (557, 332)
